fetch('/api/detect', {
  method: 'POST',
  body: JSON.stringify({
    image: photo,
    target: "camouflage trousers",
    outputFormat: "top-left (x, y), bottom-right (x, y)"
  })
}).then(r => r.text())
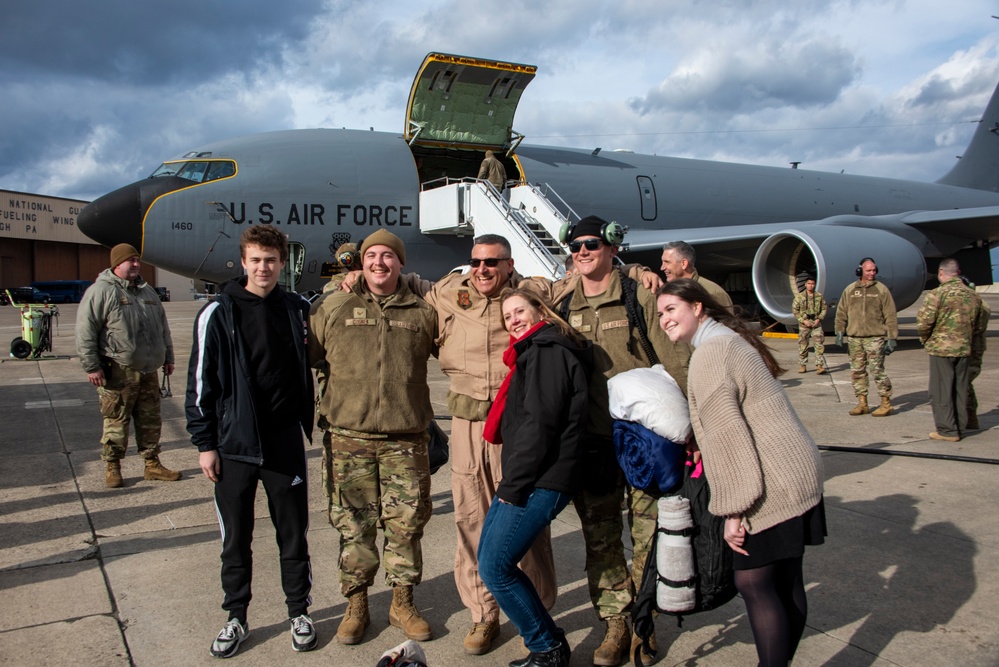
top-left (96, 361), bottom-right (162, 462)
top-left (847, 336), bottom-right (892, 398)
top-left (572, 473), bottom-right (658, 620)
top-left (797, 326), bottom-right (827, 367)
top-left (324, 430), bottom-right (432, 597)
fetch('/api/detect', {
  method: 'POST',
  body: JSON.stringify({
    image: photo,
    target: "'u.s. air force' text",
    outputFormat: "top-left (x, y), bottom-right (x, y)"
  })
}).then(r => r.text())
top-left (213, 202), bottom-right (414, 226)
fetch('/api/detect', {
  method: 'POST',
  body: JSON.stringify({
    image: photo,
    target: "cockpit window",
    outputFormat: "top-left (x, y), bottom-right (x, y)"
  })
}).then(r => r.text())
top-left (150, 160), bottom-right (235, 182)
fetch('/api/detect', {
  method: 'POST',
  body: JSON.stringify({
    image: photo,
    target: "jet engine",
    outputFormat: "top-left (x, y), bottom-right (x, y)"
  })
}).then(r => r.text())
top-left (752, 225), bottom-right (927, 328)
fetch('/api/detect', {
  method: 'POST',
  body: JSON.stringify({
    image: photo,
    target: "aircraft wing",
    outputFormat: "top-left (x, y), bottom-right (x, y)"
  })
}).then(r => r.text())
top-left (620, 204), bottom-right (999, 326)
top-left (623, 203), bottom-right (999, 268)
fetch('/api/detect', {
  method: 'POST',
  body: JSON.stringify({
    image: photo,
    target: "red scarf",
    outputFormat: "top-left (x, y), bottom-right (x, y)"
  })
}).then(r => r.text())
top-left (483, 321), bottom-right (547, 444)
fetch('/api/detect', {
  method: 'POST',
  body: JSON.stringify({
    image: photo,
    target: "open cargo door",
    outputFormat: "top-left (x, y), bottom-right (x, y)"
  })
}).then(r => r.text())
top-left (405, 53), bottom-right (536, 153)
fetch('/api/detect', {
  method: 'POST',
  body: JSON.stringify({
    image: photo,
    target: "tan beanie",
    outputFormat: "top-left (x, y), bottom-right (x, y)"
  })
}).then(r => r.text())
top-left (110, 243), bottom-right (140, 269)
top-left (360, 229), bottom-right (406, 265)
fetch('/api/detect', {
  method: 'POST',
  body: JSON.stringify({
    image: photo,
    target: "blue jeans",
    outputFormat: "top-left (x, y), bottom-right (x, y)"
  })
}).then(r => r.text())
top-left (478, 488), bottom-right (571, 652)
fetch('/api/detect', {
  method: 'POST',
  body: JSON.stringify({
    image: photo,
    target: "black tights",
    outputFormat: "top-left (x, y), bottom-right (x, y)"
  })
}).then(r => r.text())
top-left (734, 556), bottom-right (807, 667)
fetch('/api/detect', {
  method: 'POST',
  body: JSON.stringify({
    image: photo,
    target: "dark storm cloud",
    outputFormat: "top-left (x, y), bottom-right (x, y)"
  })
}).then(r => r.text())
top-left (0, 0), bottom-right (327, 85)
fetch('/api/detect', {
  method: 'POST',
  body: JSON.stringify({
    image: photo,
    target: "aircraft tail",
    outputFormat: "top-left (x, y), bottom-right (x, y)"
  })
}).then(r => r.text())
top-left (936, 79), bottom-right (999, 192)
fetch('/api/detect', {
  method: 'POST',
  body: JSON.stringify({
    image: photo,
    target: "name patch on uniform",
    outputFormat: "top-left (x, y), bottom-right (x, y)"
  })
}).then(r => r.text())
top-left (456, 289), bottom-right (472, 310)
top-left (142, 300), bottom-right (158, 305)
top-left (389, 320), bottom-right (419, 332)
top-left (346, 318), bottom-right (376, 326)
top-left (601, 319), bottom-right (629, 331)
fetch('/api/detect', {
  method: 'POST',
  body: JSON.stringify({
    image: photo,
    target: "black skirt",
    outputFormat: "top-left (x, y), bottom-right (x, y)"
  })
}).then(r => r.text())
top-left (732, 497), bottom-right (827, 570)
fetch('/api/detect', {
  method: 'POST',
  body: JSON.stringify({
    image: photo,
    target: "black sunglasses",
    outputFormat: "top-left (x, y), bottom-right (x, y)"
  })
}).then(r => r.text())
top-left (568, 238), bottom-right (604, 253)
top-left (468, 257), bottom-right (510, 268)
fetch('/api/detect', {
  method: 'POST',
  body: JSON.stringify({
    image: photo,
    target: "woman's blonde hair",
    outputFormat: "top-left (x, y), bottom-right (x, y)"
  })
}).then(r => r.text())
top-left (500, 288), bottom-right (585, 346)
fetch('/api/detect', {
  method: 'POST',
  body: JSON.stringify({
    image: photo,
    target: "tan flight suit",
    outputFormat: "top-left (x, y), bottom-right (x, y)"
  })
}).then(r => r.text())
top-left (420, 269), bottom-right (566, 624)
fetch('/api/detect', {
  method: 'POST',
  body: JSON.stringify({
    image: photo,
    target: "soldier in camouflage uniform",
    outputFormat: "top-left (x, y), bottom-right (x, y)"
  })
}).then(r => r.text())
top-left (916, 259), bottom-right (989, 442)
top-left (792, 275), bottom-right (827, 374)
top-left (834, 258), bottom-right (898, 417)
top-left (556, 217), bottom-right (691, 666)
top-left (309, 229), bottom-right (437, 647)
top-left (76, 243), bottom-right (180, 488)
top-left (968, 295), bottom-right (991, 429)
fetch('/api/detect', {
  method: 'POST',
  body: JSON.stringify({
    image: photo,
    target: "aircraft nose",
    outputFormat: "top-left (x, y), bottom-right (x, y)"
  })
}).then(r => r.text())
top-left (78, 176), bottom-right (192, 250)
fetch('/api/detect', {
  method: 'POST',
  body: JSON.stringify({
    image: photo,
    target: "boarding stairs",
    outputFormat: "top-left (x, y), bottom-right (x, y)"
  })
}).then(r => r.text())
top-left (419, 179), bottom-right (580, 280)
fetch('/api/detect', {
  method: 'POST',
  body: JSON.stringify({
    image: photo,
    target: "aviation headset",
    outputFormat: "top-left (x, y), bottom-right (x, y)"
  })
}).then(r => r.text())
top-left (557, 218), bottom-right (627, 246)
top-left (855, 257), bottom-right (879, 277)
top-left (338, 244), bottom-right (361, 270)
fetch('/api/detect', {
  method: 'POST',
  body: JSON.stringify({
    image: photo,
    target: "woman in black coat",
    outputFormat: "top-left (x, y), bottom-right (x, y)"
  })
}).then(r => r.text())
top-left (478, 288), bottom-right (592, 667)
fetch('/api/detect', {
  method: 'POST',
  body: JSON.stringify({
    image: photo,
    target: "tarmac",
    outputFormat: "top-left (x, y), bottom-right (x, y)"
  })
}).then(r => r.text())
top-left (0, 294), bottom-right (997, 667)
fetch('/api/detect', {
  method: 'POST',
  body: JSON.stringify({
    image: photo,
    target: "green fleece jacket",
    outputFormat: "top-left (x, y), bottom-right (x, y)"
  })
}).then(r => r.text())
top-left (309, 278), bottom-right (437, 435)
top-left (834, 279), bottom-right (898, 339)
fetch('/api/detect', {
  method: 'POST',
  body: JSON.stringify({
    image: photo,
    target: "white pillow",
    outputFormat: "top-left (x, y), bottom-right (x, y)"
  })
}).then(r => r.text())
top-left (608, 365), bottom-right (692, 443)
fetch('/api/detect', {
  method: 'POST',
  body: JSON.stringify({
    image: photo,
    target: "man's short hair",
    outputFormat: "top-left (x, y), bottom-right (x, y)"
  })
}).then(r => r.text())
top-left (240, 225), bottom-right (289, 262)
top-left (938, 258), bottom-right (960, 276)
top-left (473, 234), bottom-right (512, 254)
top-left (662, 241), bottom-right (696, 266)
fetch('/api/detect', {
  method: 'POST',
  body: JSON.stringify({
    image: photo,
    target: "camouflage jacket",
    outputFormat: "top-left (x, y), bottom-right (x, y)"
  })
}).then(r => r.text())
top-left (792, 290), bottom-right (827, 326)
top-left (916, 278), bottom-right (988, 357)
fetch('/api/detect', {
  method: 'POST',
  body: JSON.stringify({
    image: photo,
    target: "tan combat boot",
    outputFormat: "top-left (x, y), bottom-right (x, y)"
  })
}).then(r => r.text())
top-left (106, 460), bottom-right (123, 488)
top-left (337, 589), bottom-right (370, 645)
top-left (463, 619), bottom-right (500, 655)
top-left (631, 630), bottom-right (657, 664)
top-left (144, 456), bottom-right (182, 481)
top-left (593, 617), bottom-right (629, 666)
top-left (848, 395), bottom-right (869, 416)
top-left (798, 365), bottom-right (807, 373)
top-left (389, 585), bottom-right (432, 641)
top-left (816, 365), bottom-right (827, 375)
top-left (871, 397), bottom-right (893, 417)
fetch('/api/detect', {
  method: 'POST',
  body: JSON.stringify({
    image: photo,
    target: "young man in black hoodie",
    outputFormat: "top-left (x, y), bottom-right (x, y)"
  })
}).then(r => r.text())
top-left (186, 226), bottom-right (316, 658)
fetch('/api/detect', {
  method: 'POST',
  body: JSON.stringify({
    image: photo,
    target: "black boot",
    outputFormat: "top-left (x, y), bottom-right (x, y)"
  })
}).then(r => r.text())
top-left (509, 638), bottom-right (570, 667)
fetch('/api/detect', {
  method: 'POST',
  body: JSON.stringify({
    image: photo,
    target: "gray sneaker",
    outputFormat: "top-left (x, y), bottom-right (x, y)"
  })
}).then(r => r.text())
top-left (210, 619), bottom-right (249, 658)
top-left (291, 614), bottom-right (318, 652)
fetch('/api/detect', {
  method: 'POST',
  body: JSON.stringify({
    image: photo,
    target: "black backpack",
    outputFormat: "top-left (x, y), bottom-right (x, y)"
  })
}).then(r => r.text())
top-left (631, 459), bottom-right (737, 665)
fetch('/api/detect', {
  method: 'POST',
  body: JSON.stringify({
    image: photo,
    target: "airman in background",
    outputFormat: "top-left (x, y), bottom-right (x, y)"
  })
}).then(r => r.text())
top-left (835, 258), bottom-right (898, 417)
top-left (477, 149), bottom-right (507, 191)
top-left (660, 240), bottom-right (735, 314)
top-left (792, 275), bottom-right (828, 374)
top-left (76, 243), bottom-right (180, 488)
top-left (916, 259), bottom-right (989, 442)
top-left (968, 293), bottom-right (990, 430)
top-left (322, 243), bottom-right (362, 293)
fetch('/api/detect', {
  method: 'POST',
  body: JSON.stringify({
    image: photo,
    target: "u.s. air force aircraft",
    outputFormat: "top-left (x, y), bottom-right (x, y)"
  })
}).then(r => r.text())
top-left (78, 53), bottom-right (999, 326)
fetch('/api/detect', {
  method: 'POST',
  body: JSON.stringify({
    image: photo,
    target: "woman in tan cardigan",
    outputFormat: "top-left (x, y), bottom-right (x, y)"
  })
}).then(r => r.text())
top-left (656, 279), bottom-right (826, 667)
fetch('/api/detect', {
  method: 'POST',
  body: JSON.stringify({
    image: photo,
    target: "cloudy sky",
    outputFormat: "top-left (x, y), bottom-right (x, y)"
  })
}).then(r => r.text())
top-left (2, 0), bottom-right (999, 204)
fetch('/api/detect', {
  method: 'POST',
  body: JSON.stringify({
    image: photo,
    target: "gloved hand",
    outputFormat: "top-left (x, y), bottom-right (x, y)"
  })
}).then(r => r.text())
top-left (835, 332), bottom-right (844, 347)
top-left (885, 339), bottom-right (897, 355)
